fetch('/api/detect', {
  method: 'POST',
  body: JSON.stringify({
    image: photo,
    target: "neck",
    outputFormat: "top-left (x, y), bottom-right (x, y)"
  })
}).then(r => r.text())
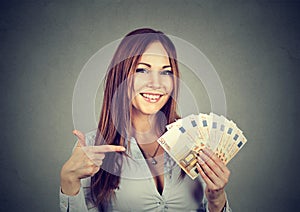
top-left (131, 110), bottom-right (159, 145)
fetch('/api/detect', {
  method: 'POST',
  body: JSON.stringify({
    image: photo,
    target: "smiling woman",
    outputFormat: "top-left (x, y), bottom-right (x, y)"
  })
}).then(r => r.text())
top-left (59, 28), bottom-right (231, 212)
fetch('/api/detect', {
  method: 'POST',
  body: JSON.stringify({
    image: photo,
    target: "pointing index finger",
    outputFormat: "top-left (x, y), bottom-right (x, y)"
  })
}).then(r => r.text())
top-left (93, 145), bottom-right (126, 153)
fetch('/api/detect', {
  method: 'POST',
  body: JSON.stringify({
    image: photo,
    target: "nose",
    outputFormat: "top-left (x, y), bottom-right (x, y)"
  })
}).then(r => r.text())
top-left (147, 71), bottom-right (161, 89)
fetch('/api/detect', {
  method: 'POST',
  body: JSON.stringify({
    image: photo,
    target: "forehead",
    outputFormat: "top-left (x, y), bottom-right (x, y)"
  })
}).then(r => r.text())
top-left (138, 42), bottom-right (170, 65)
top-left (142, 42), bottom-right (168, 56)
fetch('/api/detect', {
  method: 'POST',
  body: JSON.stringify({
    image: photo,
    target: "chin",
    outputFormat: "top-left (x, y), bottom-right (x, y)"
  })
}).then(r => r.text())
top-left (141, 109), bottom-right (161, 116)
top-left (132, 106), bottom-right (162, 116)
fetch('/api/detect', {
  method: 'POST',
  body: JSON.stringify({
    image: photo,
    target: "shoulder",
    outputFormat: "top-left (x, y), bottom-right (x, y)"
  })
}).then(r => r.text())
top-left (85, 129), bottom-right (97, 146)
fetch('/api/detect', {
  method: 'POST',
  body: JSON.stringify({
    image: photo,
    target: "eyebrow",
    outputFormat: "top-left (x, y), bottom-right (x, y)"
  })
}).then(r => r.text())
top-left (138, 62), bottom-right (171, 69)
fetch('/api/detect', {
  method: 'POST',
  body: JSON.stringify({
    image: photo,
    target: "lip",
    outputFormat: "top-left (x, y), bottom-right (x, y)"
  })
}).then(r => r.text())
top-left (140, 92), bottom-right (164, 103)
top-left (140, 91), bottom-right (165, 95)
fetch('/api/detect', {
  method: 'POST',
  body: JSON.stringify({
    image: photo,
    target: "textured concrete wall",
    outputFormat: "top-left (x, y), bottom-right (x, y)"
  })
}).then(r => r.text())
top-left (1, 0), bottom-right (299, 211)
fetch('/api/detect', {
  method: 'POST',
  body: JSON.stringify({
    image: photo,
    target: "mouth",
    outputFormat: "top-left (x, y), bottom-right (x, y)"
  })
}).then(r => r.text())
top-left (140, 93), bottom-right (164, 103)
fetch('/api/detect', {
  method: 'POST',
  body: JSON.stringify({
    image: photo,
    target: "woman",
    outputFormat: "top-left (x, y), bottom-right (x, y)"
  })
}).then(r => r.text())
top-left (60, 28), bottom-right (231, 211)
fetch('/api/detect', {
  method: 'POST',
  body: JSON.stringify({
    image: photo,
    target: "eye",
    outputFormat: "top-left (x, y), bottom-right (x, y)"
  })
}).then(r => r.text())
top-left (135, 68), bottom-right (149, 74)
top-left (160, 70), bottom-right (173, 76)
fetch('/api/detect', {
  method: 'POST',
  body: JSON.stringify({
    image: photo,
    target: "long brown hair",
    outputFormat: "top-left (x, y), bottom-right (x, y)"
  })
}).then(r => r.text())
top-left (91, 28), bottom-right (180, 210)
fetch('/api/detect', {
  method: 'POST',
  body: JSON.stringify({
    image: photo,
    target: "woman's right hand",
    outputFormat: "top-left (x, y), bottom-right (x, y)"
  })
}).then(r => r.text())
top-left (60, 130), bottom-right (126, 196)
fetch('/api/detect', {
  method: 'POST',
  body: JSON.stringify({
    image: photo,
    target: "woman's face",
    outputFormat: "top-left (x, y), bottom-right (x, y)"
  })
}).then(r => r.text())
top-left (131, 42), bottom-right (174, 116)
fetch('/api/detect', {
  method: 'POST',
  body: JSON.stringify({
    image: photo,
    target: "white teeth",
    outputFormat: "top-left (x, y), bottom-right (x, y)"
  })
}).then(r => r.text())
top-left (142, 93), bottom-right (161, 100)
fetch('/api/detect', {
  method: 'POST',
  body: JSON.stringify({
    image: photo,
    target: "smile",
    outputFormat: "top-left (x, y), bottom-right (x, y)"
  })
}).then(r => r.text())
top-left (140, 93), bottom-right (163, 103)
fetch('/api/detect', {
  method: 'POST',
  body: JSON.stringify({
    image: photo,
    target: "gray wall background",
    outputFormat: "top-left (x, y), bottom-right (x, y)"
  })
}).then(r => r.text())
top-left (1, 0), bottom-right (299, 211)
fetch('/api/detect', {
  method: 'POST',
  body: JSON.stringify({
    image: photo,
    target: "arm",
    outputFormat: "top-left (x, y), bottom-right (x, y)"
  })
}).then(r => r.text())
top-left (59, 185), bottom-right (89, 212)
top-left (196, 148), bottom-right (231, 212)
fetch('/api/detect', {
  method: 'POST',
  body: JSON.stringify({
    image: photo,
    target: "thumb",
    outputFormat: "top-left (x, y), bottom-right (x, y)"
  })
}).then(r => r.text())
top-left (72, 129), bottom-right (86, 147)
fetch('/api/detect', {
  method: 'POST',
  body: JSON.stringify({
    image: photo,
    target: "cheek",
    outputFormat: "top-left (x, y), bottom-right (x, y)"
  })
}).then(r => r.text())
top-left (164, 77), bottom-right (174, 93)
top-left (132, 75), bottom-right (147, 92)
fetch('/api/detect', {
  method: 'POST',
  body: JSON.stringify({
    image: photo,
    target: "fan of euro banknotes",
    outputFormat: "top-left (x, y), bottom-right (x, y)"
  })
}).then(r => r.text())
top-left (157, 112), bottom-right (247, 179)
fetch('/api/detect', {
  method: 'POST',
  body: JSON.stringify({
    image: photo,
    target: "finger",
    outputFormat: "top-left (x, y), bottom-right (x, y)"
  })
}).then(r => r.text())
top-left (83, 164), bottom-right (101, 178)
top-left (91, 165), bottom-right (101, 176)
top-left (202, 148), bottom-right (230, 176)
top-left (199, 150), bottom-right (224, 178)
top-left (91, 159), bottom-right (103, 167)
top-left (80, 148), bottom-right (105, 162)
top-left (73, 129), bottom-right (86, 146)
top-left (88, 153), bottom-right (106, 161)
top-left (86, 145), bottom-right (126, 153)
top-left (199, 151), bottom-right (230, 185)
top-left (197, 156), bottom-right (222, 186)
top-left (196, 163), bottom-right (215, 189)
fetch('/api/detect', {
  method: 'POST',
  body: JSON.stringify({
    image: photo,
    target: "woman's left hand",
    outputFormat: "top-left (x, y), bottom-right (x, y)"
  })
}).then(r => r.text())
top-left (196, 147), bottom-right (230, 212)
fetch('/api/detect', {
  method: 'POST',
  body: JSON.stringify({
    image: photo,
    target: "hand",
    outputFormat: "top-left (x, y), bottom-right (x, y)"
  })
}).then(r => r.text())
top-left (196, 148), bottom-right (230, 211)
top-left (60, 129), bottom-right (126, 195)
